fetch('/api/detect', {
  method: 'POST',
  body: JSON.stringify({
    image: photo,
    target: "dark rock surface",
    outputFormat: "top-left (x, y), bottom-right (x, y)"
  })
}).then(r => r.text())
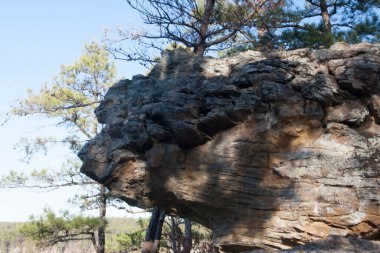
top-left (79, 43), bottom-right (380, 251)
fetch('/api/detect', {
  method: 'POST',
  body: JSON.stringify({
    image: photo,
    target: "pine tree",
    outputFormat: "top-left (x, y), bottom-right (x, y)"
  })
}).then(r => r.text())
top-left (1, 42), bottom-right (119, 253)
top-left (278, 0), bottom-right (380, 49)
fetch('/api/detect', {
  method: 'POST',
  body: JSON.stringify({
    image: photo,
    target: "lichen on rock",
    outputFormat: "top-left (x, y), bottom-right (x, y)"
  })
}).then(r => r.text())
top-left (79, 43), bottom-right (380, 251)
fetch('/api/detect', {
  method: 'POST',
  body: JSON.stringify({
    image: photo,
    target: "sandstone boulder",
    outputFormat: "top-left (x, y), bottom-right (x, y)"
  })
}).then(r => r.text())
top-left (79, 43), bottom-right (380, 251)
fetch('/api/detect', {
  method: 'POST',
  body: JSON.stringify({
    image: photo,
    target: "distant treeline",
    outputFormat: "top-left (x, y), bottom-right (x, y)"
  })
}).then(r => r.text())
top-left (0, 218), bottom-right (143, 253)
top-left (0, 217), bottom-right (213, 253)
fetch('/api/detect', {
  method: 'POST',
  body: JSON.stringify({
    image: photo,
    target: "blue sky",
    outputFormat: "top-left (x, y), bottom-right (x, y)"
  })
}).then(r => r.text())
top-left (0, 0), bottom-right (146, 221)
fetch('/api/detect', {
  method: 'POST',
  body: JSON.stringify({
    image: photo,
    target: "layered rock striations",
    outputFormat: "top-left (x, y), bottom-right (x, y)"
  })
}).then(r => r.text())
top-left (79, 43), bottom-right (380, 251)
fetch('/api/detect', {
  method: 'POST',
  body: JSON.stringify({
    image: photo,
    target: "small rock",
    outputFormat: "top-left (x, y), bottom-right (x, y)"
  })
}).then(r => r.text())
top-left (368, 95), bottom-right (380, 124)
top-left (326, 100), bottom-right (369, 125)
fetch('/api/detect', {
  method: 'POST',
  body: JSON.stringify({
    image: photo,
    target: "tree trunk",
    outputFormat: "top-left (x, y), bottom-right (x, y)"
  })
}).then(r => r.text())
top-left (257, 27), bottom-right (273, 51)
top-left (195, 0), bottom-right (217, 56)
top-left (181, 218), bottom-right (192, 253)
top-left (142, 207), bottom-right (166, 253)
top-left (91, 233), bottom-right (99, 253)
top-left (170, 217), bottom-right (179, 253)
top-left (319, 0), bottom-right (333, 46)
top-left (142, 208), bottom-right (159, 253)
top-left (320, 0), bottom-right (332, 34)
top-left (97, 184), bottom-right (107, 253)
top-left (152, 210), bottom-right (166, 253)
top-left (5, 240), bottom-right (10, 253)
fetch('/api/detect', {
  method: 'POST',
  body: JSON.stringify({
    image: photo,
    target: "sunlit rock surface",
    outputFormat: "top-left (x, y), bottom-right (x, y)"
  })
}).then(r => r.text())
top-left (79, 43), bottom-right (380, 251)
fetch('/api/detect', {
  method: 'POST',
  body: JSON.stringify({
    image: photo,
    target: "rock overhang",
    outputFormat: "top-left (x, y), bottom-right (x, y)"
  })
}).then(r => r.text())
top-left (79, 43), bottom-right (380, 251)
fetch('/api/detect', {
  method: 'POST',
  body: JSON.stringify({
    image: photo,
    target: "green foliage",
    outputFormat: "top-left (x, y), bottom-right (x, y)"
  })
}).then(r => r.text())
top-left (19, 208), bottom-right (103, 248)
top-left (115, 233), bottom-right (133, 249)
top-left (127, 218), bottom-right (146, 246)
top-left (0, 218), bottom-right (146, 253)
top-left (114, 218), bottom-right (146, 252)
top-left (105, 218), bottom-right (148, 253)
top-left (279, 13), bottom-right (380, 50)
top-left (335, 14), bottom-right (380, 43)
top-left (218, 0), bottom-right (380, 53)
top-left (0, 170), bottom-right (28, 187)
top-left (1, 158), bottom-right (91, 190)
top-left (2, 42), bottom-right (120, 253)
top-left (111, 230), bottom-right (146, 252)
top-left (113, 0), bottom-right (379, 60)
top-left (13, 135), bottom-right (83, 164)
top-left (191, 222), bottom-right (212, 241)
top-left (110, 0), bottom-right (280, 62)
top-left (279, 0), bottom-right (380, 49)
top-left (278, 22), bottom-right (334, 49)
top-left (2, 41), bottom-right (117, 196)
top-left (11, 42), bottom-right (116, 139)
top-left (0, 217), bottom-right (213, 252)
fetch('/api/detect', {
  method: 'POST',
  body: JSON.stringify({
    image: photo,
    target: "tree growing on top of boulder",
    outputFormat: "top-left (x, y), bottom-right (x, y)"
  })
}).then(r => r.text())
top-left (107, 0), bottom-right (286, 65)
top-left (113, 0), bottom-right (240, 57)
top-left (278, 0), bottom-right (380, 48)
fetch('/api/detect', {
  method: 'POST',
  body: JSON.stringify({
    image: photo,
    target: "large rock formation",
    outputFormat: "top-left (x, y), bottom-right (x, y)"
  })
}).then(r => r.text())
top-left (79, 43), bottom-right (380, 251)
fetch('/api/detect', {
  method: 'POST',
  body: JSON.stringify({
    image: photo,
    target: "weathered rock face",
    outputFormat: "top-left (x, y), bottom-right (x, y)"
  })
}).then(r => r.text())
top-left (79, 43), bottom-right (380, 251)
